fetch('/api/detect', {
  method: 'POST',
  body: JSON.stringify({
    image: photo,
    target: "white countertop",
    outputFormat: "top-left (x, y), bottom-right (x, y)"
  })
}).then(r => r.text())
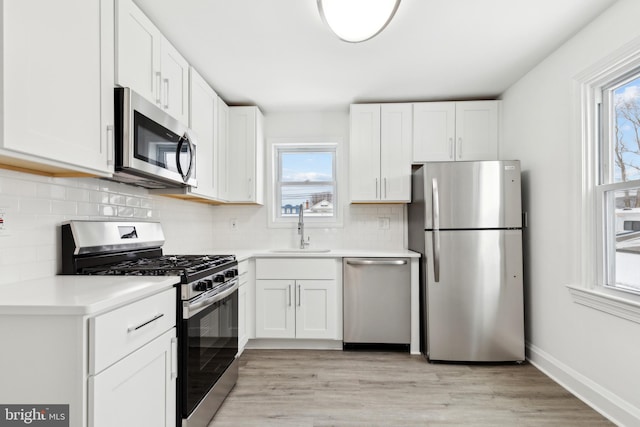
top-left (0, 249), bottom-right (419, 316)
top-left (203, 249), bottom-right (421, 261)
top-left (0, 275), bottom-right (178, 316)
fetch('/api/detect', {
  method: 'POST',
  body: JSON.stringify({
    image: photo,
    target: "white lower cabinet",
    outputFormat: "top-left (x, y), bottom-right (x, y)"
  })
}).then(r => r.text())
top-left (254, 258), bottom-right (340, 340)
top-left (0, 286), bottom-right (177, 427)
top-left (89, 287), bottom-right (177, 427)
top-left (89, 328), bottom-right (176, 427)
top-left (256, 279), bottom-right (337, 339)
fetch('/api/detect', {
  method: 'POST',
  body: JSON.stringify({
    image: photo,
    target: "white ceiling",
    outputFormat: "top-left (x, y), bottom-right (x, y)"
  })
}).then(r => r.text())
top-left (134, 0), bottom-right (618, 113)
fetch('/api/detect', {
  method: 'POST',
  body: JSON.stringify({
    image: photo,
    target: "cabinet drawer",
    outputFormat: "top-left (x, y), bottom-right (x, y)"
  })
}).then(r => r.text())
top-left (238, 260), bottom-right (249, 276)
top-left (90, 288), bottom-right (176, 374)
top-left (256, 258), bottom-right (336, 280)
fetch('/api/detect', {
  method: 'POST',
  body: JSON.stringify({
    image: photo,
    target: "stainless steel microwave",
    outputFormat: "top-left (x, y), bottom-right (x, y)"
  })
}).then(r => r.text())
top-left (111, 87), bottom-right (197, 189)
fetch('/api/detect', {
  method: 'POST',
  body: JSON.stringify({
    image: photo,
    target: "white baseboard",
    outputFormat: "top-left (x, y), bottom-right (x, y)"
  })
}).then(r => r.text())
top-left (527, 342), bottom-right (640, 426)
top-left (245, 338), bottom-right (343, 350)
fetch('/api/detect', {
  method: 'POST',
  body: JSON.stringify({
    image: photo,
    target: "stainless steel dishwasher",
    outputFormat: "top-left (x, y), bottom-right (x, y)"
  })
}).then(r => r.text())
top-left (343, 258), bottom-right (411, 350)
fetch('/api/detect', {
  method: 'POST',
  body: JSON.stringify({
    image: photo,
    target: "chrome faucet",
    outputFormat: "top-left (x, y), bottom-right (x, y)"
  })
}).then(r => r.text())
top-left (298, 203), bottom-right (310, 249)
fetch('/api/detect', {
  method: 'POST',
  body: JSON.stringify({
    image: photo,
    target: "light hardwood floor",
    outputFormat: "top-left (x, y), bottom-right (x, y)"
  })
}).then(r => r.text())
top-left (209, 349), bottom-right (612, 426)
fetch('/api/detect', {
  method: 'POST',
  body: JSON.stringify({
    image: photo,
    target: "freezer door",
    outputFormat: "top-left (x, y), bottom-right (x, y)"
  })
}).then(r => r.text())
top-left (423, 160), bottom-right (522, 229)
top-left (425, 229), bottom-right (524, 362)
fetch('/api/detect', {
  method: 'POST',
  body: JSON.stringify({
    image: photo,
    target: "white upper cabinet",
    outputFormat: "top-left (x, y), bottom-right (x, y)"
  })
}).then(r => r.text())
top-left (0, 0), bottom-right (115, 176)
top-left (227, 106), bottom-right (264, 204)
top-left (413, 101), bottom-right (500, 162)
top-left (350, 103), bottom-right (412, 203)
top-left (217, 97), bottom-right (230, 202)
top-left (188, 67), bottom-right (218, 200)
top-left (115, 0), bottom-right (189, 124)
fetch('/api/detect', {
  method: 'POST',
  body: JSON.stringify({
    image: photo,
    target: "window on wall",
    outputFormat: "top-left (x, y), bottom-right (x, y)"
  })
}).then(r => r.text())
top-left (600, 71), bottom-right (640, 294)
top-left (274, 144), bottom-right (337, 220)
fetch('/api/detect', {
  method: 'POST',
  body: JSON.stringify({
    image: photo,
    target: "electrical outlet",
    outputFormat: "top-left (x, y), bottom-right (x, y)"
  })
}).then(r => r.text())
top-left (0, 208), bottom-right (8, 236)
top-left (378, 217), bottom-right (390, 230)
top-left (230, 218), bottom-right (238, 230)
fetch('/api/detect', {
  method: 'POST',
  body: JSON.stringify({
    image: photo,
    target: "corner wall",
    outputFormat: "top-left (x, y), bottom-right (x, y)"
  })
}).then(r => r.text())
top-left (500, 0), bottom-right (640, 424)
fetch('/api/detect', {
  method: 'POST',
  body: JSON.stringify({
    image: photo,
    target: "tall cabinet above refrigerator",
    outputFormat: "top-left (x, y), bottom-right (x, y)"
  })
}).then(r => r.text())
top-left (408, 160), bottom-right (525, 363)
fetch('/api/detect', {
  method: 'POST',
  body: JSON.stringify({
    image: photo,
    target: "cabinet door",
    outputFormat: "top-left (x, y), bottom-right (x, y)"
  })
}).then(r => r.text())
top-left (412, 102), bottom-right (455, 162)
top-left (350, 104), bottom-right (381, 202)
top-left (115, 0), bottom-right (161, 106)
top-left (255, 280), bottom-right (295, 338)
top-left (380, 103), bottom-right (412, 202)
top-left (227, 106), bottom-right (264, 204)
top-left (160, 38), bottom-right (189, 124)
top-left (189, 67), bottom-right (218, 199)
top-left (295, 280), bottom-right (337, 340)
top-left (455, 101), bottom-right (499, 161)
top-left (3, 0), bottom-right (114, 175)
top-left (90, 328), bottom-right (177, 427)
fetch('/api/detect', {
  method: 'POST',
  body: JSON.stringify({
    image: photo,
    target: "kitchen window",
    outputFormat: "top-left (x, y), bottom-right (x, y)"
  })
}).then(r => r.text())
top-left (269, 141), bottom-right (340, 225)
top-left (569, 40), bottom-right (640, 323)
top-left (599, 71), bottom-right (640, 294)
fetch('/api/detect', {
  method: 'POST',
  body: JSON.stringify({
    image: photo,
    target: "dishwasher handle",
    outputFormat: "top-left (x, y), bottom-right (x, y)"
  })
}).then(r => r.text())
top-left (345, 259), bottom-right (407, 266)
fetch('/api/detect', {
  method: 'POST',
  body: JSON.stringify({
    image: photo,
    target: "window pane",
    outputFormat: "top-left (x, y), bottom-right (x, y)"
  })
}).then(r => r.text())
top-left (613, 76), bottom-right (640, 183)
top-left (280, 184), bottom-right (334, 217)
top-left (281, 152), bottom-right (333, 182)
top-left (608, 188), bottom-right (640, 292)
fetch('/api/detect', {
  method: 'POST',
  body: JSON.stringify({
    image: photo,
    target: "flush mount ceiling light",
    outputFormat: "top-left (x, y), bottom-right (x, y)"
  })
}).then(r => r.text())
top-left (317, 0), bottom-right (401, 43)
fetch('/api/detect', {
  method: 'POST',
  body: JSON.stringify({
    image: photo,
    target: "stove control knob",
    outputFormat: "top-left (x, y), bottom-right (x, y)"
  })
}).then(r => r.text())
top-left (224, 269), bottom-right (236, 278)
top-left (213, 274), bottom-right (225, 282)
top-left (204, 279), bottom-right (213, 290)
top-left (195, 281), bottom-right (208, 291)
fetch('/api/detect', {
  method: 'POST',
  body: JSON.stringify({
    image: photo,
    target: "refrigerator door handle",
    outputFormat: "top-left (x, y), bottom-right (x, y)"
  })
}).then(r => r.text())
top-left (432, 178), bottom-right (441, 282)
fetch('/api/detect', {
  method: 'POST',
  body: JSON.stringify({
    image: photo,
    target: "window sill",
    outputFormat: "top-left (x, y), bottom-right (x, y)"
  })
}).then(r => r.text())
top-left (566, 284), bottom-right (640, 324)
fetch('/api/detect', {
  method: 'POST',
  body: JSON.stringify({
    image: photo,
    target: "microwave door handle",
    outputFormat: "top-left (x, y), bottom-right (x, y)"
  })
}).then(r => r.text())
top-left (176, 134), bottom-right (195, 182)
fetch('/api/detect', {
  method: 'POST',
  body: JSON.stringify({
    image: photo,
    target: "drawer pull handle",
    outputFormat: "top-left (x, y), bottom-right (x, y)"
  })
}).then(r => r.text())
top-left (127, 313), bottom-right (164, 333)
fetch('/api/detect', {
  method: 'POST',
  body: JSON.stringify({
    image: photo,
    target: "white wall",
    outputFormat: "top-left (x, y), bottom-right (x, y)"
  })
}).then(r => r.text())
top-left (500, 0), bottom-right (640, 424)
top-left (205, 109), bottom-right (407, 251)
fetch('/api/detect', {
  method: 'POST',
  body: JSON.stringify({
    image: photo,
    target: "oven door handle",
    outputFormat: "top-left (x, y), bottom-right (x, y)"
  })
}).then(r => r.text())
top-left (183, 279), bottom-right (238, 319)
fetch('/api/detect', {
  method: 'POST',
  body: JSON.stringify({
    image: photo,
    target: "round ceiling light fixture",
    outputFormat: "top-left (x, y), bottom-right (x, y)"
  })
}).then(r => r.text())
top-left (317, 0), bottom-right (401, 43)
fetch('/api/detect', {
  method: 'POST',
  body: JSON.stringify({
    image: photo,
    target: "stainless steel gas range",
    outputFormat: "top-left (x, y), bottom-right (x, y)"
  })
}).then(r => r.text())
top-left (62, 220), bottom-right (238, 427)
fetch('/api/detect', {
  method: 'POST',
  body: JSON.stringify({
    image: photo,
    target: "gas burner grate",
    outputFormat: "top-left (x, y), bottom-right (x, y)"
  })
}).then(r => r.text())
top-left (80, 254), bottom-right (236, 279)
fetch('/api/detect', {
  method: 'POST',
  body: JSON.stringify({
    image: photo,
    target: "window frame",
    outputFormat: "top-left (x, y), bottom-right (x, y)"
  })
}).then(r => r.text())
top-left (568, 38), bottom-right (640, 321)
top-left (266, 138), bottom-right (343, 228)
top-left (598, 69), bottom-right (640, 295)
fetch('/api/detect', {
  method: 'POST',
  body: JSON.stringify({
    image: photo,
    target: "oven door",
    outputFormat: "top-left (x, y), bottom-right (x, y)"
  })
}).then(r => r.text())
top-left (180, 280), bottom-right (238, 423)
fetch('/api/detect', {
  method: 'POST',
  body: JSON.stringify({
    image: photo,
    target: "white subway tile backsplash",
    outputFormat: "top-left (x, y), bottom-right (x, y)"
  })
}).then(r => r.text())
top-left (109, 193), bottom-right (126, 206)
top-left (78, 202), bottom-right (100, 216)
top-left (36, 183), bottom-right (67, 200)
top-left (91, 191), bottom-right (110, 204)
top-left (117, 206), bottom-right (135, 217)
top-left (126, 196), bottom-right (141, 207)
top-left (51, 200), bottom-right (77, 215)
top-left (20, 198), bottom-right (51, 214)
top-left (66, 187), bottom-right (91, 202)
top-left (0, 163), bottom-right (408, 283)
top-left (140, 198), bottom-right (153, 209)
top-left (3, 178), bottom-right (37, 197)
top-left (100, 205), bottom-right (116, 216)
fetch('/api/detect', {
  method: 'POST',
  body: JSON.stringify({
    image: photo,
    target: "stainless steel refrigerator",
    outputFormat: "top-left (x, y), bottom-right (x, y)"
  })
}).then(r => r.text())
top-left (408, 160), bottom-right (525, 362)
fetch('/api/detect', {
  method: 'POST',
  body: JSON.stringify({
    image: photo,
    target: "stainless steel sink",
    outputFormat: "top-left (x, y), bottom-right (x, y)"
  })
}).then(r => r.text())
top-left (270, 248), bottom-right (331, 253)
